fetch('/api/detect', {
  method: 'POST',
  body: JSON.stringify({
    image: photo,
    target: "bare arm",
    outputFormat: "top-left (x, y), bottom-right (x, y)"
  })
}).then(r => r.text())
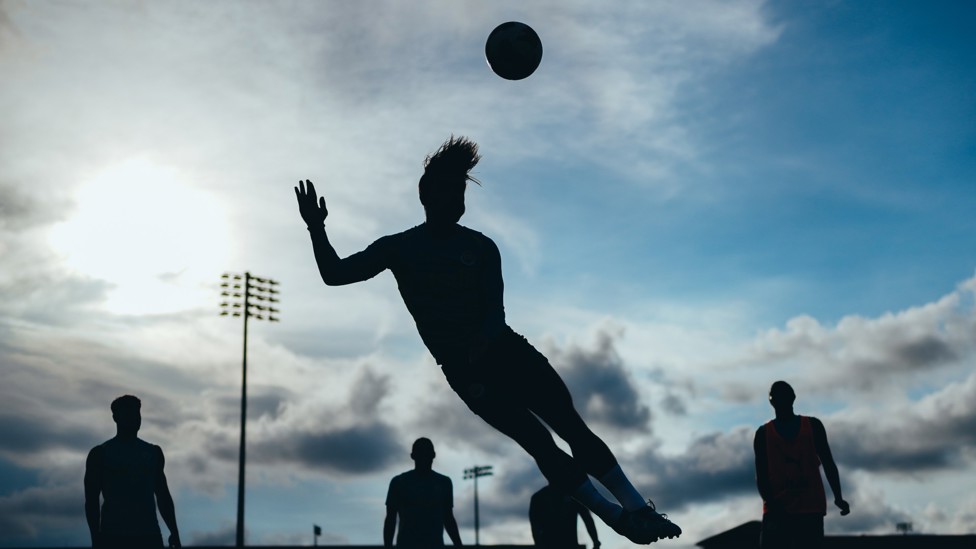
top-left (444, 508), bottom-right (463, 547)
top-left (578, 505), bottom-right (601, 549)
top-left (84, 447), bottom-right (102, 548)
top-left (811, 417), bottom-right (850, 515)
top-left (383, 505), bottom-right (397, 548)
top-left (444, 478), bottom-right (462, 546)
top-left (754, 426), bottom-right (771, 504)
top-left (295, 179), bottom-right (389, 286)
top-left (154, 447), bottom-right (182, 547)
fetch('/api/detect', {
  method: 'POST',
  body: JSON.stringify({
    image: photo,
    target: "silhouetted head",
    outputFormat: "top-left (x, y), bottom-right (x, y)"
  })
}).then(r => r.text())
top-left (418, 136), bottom-right (481, 228)
top-left (411, 437), bottom-right (436, 470)
top-left (768, 381), bottom-right (796, 413)
top-left (111, 394), bottom-right (142, 436)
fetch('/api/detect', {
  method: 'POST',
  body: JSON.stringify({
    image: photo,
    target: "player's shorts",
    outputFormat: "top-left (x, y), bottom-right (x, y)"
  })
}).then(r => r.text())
top-left (760, 512), bottom-right (824, 549)
top-left (99, 533), bottom-right (164, 549)
top-left (439, 328), bottom-right (573, 417)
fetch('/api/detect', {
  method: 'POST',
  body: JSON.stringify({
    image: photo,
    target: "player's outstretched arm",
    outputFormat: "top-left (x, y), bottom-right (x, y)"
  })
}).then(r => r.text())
top-left (295, 179), bottom-right (388, 286)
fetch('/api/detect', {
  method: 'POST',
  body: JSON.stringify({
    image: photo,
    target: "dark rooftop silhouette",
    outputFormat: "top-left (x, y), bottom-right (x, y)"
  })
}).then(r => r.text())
top-left (697, 521), bottom-right (976, 549)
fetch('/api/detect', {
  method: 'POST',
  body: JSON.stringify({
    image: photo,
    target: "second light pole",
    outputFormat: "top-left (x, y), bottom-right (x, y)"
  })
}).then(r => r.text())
top-left (463, 465), bottom-right (493, 545)
top-left (221, 272), bottom-right (280, 547)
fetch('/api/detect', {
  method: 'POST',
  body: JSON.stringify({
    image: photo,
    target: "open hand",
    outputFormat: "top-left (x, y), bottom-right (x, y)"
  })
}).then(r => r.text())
top-left (295, 179), bottom-right (328, 227)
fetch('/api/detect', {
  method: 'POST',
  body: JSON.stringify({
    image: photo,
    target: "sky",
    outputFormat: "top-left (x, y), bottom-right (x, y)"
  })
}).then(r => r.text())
top-left (1, 0), bottom-right (975, 547)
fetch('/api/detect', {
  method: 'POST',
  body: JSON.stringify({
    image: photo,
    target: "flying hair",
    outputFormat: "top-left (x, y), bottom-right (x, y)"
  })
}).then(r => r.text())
top-left (422, 135), bottom-right (482, 187)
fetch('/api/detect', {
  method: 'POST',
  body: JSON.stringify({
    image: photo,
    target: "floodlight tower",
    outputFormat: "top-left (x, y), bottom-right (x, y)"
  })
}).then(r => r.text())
top-left (220, 272), bottom-right (280, 547)
top-left (463, 465), bottom-right (493, 545)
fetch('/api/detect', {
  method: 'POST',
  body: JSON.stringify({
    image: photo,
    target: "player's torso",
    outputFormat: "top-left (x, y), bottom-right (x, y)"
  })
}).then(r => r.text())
top-left (389, 225), bottom-right (490, 356)
top-left (393, 471), bottom-right (451, 547)
top-left (98, 438), bottom-right (161, 535)
top-left (764, 417), bottom-right (826, 514)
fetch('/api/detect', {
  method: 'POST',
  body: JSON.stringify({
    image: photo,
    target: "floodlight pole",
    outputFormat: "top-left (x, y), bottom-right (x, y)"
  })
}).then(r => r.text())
top-left (221, 272), bottom-right (280, 548)
top-left (236, 272), bottom-right (249, 548)
top-left (463, 465), bottom-right (493, 545)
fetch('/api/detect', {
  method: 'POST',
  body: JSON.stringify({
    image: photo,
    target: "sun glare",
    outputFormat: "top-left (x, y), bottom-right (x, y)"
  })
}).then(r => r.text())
top-left (49, 157), bottom-right (232, 315)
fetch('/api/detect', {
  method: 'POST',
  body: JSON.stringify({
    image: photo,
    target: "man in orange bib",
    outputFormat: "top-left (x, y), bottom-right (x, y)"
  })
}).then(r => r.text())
top-left (754, 381), bottom-right (850, 549)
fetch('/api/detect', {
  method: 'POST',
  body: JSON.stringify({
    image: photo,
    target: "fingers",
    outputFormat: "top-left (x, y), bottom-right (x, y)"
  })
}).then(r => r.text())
top-left (294, 179), bottom-right (316, 197)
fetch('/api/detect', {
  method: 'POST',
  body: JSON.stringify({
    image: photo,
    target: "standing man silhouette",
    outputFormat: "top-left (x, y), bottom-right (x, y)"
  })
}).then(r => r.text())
top-left (85, 395), bottom-right (181, 549)
top-left (384, 438), bottom-right (463, 548)
top-left (754, 381), bottom-right (850, 549)
top-left (295, 136), bottom-right (680, 544)
top-left (530, 484), bottom-right (601, 549)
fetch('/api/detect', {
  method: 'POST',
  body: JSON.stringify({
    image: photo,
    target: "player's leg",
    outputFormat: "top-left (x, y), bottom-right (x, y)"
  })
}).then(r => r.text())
top-left (507, 333), bottom-right (644, 505)
top-left (506, 333), bottom-right (682, 542)
top-left (442, 368), bottom-right (626, 528)
top-left (759, 513), bottom-right (789, 549)
top-left (794, 514), bottom-right (824, 549)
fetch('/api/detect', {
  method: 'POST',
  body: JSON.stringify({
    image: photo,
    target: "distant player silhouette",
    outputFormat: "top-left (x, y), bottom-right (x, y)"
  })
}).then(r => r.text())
top-left (295, 136), bottom-right (680, 543)
top-left (530, 484), bottom-right (600, 549)
top-left (384, 438), bottom-right (463, 548)
top-left (85, 395), bottom-right (181, 549)
top-left (754, 381), bottom-right (850, 549)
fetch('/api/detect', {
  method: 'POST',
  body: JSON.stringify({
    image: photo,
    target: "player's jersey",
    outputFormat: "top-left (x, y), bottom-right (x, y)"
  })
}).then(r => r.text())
top-left (386, 469), bottom-right (454, 548)
top-left (763, 416), bottom-right (827, 515)
top-left (353, 224), bottom-right (507, 364)
top-left (94, 437), bottom-right (163, 536)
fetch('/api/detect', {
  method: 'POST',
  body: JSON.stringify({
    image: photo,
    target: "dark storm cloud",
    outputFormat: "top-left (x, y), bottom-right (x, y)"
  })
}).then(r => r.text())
top-left (411, 382), bottom-right (507, 457)
top-left (349, 367), bottom-right (390, 416)
top-left (745, 286), bottom-right (976, 397)
top-left (823, 479), bottom-right (913, 535)
top-left (828, 375), bottom-right (976, 474)
top-left (634, 375), bottom-right (976, 514)
top-left (0, 267), bottom-right (111, 327)
top-left (247, 368), bottom-right (404, 475)
top-left (638, 426), bottom-right (757, 510)
top-left (288, 422), bottom-right (403, 473)
top-left (0, 412), bottom-right (99, 458)
top-left (0, 483), bottom-right (80, 543)
top-left (893, 335), bottom-right (958, 369)
top-left (0, 184), bottom-right (39, 231)
top-left (216, 386), bottom-right (292, 424)
top-left (661, 391), bottom-right (688, 416)
top-left (549, 329), bottom-right (652, 432)
top-left (413, 328), bottom-right (652, 459)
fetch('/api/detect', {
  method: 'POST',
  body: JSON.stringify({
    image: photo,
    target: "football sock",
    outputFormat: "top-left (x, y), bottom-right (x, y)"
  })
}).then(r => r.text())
top-left (598, 464), bottom-right (646, 511)
top-left (572, 478), bottom-right (623, 525)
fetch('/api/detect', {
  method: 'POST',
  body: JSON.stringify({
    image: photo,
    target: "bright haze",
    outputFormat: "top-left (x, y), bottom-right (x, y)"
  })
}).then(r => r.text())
top-left (1, 1), bottom-right (975, 548)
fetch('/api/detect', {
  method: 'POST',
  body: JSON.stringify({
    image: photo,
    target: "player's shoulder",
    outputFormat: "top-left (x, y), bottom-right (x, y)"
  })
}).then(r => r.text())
top-left (133, 437), bottom-right (161, 451)
top-left (458, 225), bottom-right (499, 253)
top-left (459, 225), bottom-right (493, 241)
top-left (391, 469), bottom-right (414, 483)
top-left (373, 228), bottom-right (409, 248)
top-left (87, 440), bottom-right (110, 460)
top-left (432, 470), bottom-right (451, 481)
top-left (805, 415), bottom-right (826, 431)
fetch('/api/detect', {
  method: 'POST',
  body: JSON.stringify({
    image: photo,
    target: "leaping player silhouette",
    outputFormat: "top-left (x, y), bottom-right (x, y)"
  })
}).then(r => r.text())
top-left (295, 136), bottom-right (681, 543)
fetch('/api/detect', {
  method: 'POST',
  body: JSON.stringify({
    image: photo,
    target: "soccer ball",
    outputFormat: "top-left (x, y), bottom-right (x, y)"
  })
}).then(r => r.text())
top-left (485, 21), bottom-right (543, 80)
